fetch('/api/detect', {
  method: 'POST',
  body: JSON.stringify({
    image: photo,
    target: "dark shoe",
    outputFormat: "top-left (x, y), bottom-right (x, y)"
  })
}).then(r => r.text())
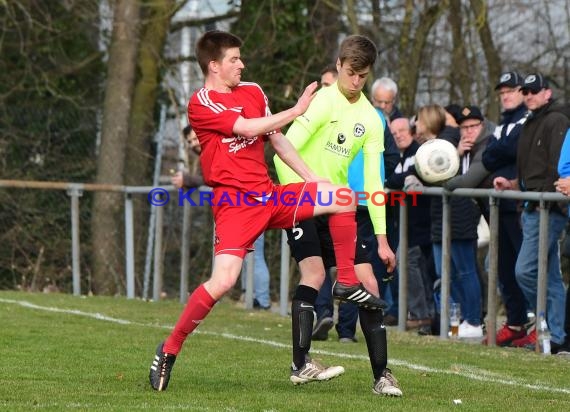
top-left (312, 316), bottom-right (334, 341)
top-left (384, 314), bottom-right (398, 326)
top-left (253, 298), bottom-right (271, 310)
top-left (551, 340), bottom-right (570, 355)
top-left (332, 281), bottom-right (387, 310)
top-left (149, 342), bottom-right (177, 391)
top-left (417, 324), bottom-right (432, 336)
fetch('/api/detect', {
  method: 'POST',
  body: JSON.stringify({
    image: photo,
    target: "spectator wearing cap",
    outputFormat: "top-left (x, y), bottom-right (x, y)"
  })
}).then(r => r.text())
top-left (444, 104), bottom-right (462, 128)
top-left (444, 105), bottom-right (495, 190)
top-left (494, 72), bottom-right (570, 354)
top-left (438, 105), bottom-right (493, 339)
top-left (467, 71), bottom-right (531, 347)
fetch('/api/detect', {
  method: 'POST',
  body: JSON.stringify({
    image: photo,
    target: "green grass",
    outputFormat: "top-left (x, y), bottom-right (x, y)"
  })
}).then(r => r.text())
top-left (1, 290), bottom-right (569, 411)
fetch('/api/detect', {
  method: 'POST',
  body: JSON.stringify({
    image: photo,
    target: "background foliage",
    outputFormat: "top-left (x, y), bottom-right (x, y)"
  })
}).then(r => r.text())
top-left (0, 0), bottom-right (569, 298)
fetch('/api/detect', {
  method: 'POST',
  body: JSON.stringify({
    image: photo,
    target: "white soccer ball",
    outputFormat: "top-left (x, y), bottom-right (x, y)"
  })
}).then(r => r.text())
top-left (414, 139), bottom-right (459, 184)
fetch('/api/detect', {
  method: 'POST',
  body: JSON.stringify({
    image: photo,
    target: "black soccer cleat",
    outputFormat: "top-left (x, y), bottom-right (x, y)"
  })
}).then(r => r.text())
top-left (332, 281), bottom-right (387, 310)
top-left (149, 342), bottom-right (177, 391)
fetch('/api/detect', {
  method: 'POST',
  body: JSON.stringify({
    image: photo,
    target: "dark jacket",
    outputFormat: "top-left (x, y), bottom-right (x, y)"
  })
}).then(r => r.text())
top-left (482, 103), bottom-right (528, 178)
top-left (517, 100), bottom-right (570, 193)
top-left (444, 120), bottom-right (495, 190)
top-left (386, 140), bottom-right (431, 247)
top-left (479, 103), bottom-right (529, 212)
top-left (427, 127), bottom-right (480, 242)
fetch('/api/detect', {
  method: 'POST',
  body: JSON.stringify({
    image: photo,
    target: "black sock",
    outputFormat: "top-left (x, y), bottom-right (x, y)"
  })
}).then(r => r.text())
top-left (291, 285), bottom-right (318, 369)
top-left (359, 307), bottom-right (388, 379)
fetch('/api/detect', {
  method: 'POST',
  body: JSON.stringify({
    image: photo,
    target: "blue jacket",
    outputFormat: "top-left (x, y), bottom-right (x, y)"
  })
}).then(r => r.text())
top-left (558, 129), bottom-right (570, 178)
top-left (482, 103), bottom-right (528, 179)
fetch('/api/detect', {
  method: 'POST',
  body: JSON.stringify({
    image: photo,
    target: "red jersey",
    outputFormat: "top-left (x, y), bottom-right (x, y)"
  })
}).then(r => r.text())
top-left (188, 82), bottom-right (277, 194)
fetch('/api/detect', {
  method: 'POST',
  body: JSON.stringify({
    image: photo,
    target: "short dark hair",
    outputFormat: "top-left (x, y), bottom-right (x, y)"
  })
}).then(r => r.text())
top-left (320, 63), bottom-right (338, 76)
top-left (182, 125), bottom-right (192, 137)
top-left (196, 30), bottom-right (243, 75)
top-left (338, 35), bottom-right (377, 71)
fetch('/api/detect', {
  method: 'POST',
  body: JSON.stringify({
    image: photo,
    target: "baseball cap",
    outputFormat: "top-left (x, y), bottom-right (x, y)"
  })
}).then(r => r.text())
top-left (445, 104), bottom-right (462, 123)
top-left (521, 73), bottom-right (549, 93)
top-left (457, 105), bottom-right (484, 124)
top-left (494, 71), bottom-right (523, 90)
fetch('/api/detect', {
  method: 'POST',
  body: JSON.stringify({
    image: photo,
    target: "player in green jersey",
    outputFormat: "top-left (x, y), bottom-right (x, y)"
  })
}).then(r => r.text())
top-left (275, 35), bottom-right (401, 396)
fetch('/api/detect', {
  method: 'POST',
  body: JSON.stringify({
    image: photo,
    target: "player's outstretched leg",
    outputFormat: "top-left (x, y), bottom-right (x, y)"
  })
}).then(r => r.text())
top-left (333, 281), bottom-right (388, 310)
top-left (149, 283), bottom-right (217, 391)
top-left (290, 285), bottom-right (344, 384)
top-left (149, 342), bottom-right (177, 391)
top-left (359, 307), bottom-right (402, 396)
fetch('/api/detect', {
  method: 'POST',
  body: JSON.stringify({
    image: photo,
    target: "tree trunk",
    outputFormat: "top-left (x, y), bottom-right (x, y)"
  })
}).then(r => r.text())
top-left (91, 0), bottom-right (140, 294)
top-left (448, 0), bottom-right (471, 104)
top-left (470, 0), bottom-right (501, 120)
top-left (125, 0), bottom-right (175, 294)
top-left (398, 0), bottom-right (448, 115)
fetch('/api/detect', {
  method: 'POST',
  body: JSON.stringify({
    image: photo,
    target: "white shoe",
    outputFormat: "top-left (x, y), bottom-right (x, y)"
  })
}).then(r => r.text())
top-left (458, 321), bottom-right (483, 338)
top-left (290, 358), bottom-right (345, 385)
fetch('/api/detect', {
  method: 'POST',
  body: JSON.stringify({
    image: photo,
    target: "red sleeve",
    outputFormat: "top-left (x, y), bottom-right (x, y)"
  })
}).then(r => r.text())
top-left (188, 88), bottom-right (241, 137)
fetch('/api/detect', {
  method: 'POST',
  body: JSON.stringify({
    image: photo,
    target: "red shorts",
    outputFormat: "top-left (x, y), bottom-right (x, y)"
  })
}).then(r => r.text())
top-left (211, 182), bottom-right (318, 258)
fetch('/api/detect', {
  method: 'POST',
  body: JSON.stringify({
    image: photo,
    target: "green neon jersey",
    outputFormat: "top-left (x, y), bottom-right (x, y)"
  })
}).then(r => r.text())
top-left (274, 83), bottom-right (387, 234)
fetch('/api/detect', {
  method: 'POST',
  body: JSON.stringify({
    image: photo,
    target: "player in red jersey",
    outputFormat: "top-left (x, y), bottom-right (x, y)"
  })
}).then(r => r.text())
top-left (149, 30), bottom-right (383, 391)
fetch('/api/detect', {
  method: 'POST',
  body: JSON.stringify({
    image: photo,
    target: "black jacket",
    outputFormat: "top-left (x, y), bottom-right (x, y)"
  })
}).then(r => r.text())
top-left (428, 127), bottom-right (480, 242)
top-left (386, 140), bottom-right (431, 247)
top-left (517, 100), bottom-right (570, 192)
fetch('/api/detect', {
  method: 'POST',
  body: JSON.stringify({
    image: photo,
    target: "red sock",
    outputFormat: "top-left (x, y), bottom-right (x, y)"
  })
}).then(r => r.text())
top-left (163, 284), bottom-right (216, 355)
top-left (328, 211), bottom-right (358, 285)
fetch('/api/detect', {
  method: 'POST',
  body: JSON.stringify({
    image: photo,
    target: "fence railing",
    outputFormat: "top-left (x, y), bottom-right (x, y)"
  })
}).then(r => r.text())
top-left (1, 179), bottom-right (568, 347)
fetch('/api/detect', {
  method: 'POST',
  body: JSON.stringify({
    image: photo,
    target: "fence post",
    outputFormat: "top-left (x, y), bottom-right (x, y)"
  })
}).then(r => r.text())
top-left (439, 193), bottom-right (452, 340)
top-left (279, 230), bottom-right (290, 316)
top-left (397, 197), bottom-right (409, 333)
top-left (535, 200), bottom-right (550, 352)
top-left (486, 195), bottom-right (500, 346)
top-left (180, 202), bottom-right (191, 304)
top-left (243, 252), bottom-right (254, 309)
top-left (124, 192), bottom-right (135, 299)
top-left (152, 199), bottom-right (165, 301)
top-left (67, 186), bottom-right (83, 296)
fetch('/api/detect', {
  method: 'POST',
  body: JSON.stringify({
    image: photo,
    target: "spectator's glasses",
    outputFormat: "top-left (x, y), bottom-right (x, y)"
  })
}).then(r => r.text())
top-left (522, 89), bottom-right (543, 96)
top-left (459, 122), bottom-right (482, 131)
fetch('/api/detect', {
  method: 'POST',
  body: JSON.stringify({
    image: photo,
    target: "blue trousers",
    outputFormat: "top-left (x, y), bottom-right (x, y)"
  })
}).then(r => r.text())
top-left (516, 210), bottom-right (566, 344)
top-left (241, 233), bottom-right (270, 307)
top-left (433, 240), bottom-right (482, 326)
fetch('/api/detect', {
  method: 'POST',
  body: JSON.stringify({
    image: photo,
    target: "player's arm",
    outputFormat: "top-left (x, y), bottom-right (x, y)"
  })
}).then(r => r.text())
top-left (269, 133), bottom-right (327, 182)
top-left (232, 82), bottom-right (318, 138)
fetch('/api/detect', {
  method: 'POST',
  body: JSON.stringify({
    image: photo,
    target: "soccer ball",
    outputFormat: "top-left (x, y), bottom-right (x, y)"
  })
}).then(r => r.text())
top-left (414, 139), bottom-right (459, 184)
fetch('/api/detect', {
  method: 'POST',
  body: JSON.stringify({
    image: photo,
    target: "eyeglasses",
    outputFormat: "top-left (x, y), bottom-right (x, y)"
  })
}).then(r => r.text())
top-left (522, 89), bottom-right (542, 96)
top-left (459, 122), bottom-right (482, 131)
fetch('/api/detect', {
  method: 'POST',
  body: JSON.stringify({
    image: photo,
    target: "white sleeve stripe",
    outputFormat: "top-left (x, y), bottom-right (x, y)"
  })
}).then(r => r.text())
top-left (197, 89), bottom-right (226, 114)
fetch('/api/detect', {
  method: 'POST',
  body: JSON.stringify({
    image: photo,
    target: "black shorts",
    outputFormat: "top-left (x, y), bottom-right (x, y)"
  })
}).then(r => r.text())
top-left (286, 214), bottom-right (371, 269)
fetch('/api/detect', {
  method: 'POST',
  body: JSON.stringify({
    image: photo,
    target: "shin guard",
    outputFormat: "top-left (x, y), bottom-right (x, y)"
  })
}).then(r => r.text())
top-left (359, 307), bottom-right (388, 379)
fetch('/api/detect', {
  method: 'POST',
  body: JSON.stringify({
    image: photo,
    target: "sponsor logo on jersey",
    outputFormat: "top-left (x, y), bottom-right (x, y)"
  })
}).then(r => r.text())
top-left (337, 133), bottom-right (346, 144)
top-left (353, 123), bottom-right (365, 137)
top-left (222, 135), bottom-right (258, 154)
top-left (325, 140), bottom-right (351, 158)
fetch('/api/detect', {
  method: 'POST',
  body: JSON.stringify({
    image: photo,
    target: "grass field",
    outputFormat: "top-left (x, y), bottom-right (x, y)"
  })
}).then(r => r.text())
top-left (1, 290), bottom-right (570, 411)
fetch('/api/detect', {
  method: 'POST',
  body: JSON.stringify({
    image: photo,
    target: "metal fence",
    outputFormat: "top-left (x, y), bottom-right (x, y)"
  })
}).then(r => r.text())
top-left (1, 179), bottom-right (568, 347)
